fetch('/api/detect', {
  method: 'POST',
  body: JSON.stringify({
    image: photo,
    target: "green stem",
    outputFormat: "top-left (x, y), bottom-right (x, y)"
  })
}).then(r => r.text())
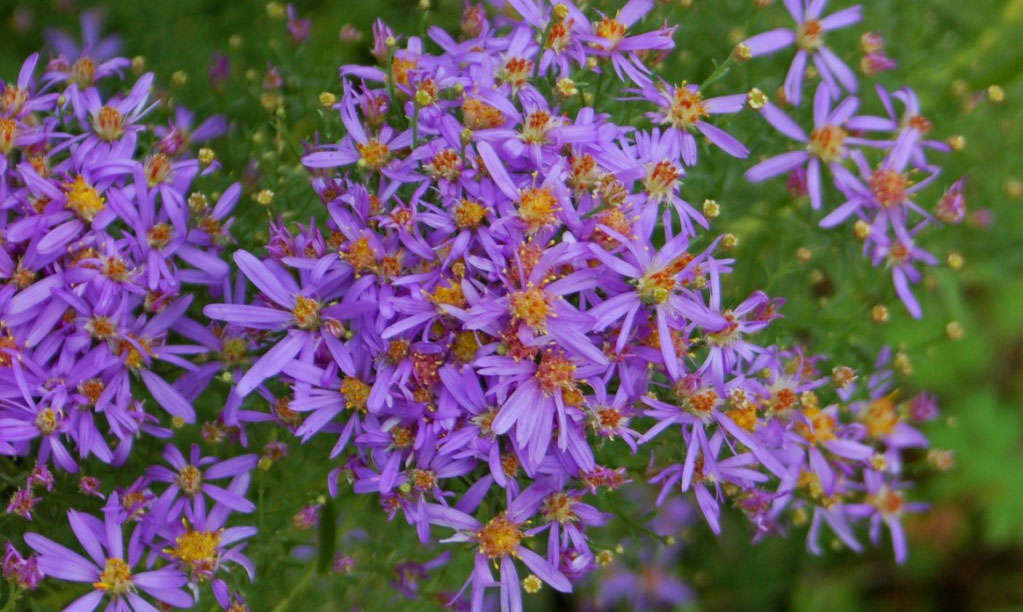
top-left (700, 55), bottom-right (737, 91)
top-left (271, 565), bottom-right (317, 612)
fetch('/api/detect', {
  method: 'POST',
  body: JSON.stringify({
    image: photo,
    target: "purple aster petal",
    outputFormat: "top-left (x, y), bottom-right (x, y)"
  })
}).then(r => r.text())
top-left (745, 150), bottom-right (809, 182)
top-left (743, 29), bottom-right (796, 56)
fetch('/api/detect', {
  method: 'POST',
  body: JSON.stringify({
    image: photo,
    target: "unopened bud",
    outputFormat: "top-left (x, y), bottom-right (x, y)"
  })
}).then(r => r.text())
top-left (266, 2), bottom-right (285, 19)
top-left (720, 232), bottom-right (739, 250)
top-left (945, 321), bottom-right (964, 340)
top-left (947, 135), bottom-right (965, 151)
top-left (796, 247), bottom-right (812, 262)
top-left (946, 252), bottom-right (964, 269)
top-left (702, 198), bottom-right (720, 218)
top-left (319, 92), bottom-right (337, 107)
top-left (733, 43), bottom-right (752, 61)
top-left (198, 148), bottom-right (215, 166)
top-left (171, 70), bottom-right (188, 87)
top-left (256, 189), bottom-right (275, 206)
top-left (871, 304), bottom-right (889, 323)
top-left (853, 219), bottom-right (871, 240)
top-left (987, 84), bottom-right (1005, 103)
top-left (131, 56), bottom-right (145, 74)
top-left (552, 4), bottom-right (569, 21)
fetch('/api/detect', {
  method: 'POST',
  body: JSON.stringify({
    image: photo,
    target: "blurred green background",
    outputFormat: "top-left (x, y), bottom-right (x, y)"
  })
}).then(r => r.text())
top-left (1, 0), bottom-right (1021, 609)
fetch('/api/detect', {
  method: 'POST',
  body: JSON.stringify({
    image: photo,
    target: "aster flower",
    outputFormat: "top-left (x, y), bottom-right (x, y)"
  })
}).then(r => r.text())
top-left (25, 493), bottom-right (193, 610)
top-left (426, 490), bottom-right (571, 611)
top-left (741, 1), bottom-right (862, 105)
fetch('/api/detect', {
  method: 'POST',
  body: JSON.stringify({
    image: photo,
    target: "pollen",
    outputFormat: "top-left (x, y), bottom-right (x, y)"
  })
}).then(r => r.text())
top-left (430, 281), bottom-right (467, 308)
top-left (797, 406), bottom-right (836, 444)
top-left (86, 315), bottom-right (117, 340)
top-left (863, 393), bottom-right (899, 437)
top-left (391, 56), bottom-right (418, 87)
top-left (35, 408), bottom-right (58, 435)
top-left (341, 377), bottom-right (371, 412)
top-left (595, 16), bottom-right (627, 47)
top-left (454, 199), bottom-right (487, 228)
top-left (521, 110), bottom-right (557, 144)
top-left (357, 139), bottom-right (391, 169)
top-left (94, 106), bottom-right (124, 141)
top-left (686, 389), bottom-right (719, 417)
top-left (518, 187), bottom-right (560, 232)
top-left (637, 269), bottom-right (675, 305)
top-left (477, 513), bottom-right (523, 559)
top-left (596, 406), bottom-right (624, 432)
top-left (545, 19), bottom-right (573, 52)
top-left (340, 236), bottom-right (377, 274)
top-left (145, 153), bottom-right (173, 186)
top-left (498, 57), bottom-right (533, 89)
top-left (870, 488), bottom-right (904, 517)
top-left (461, 98), bottom-right (505, 130)
top-left (535, 349), bottom-right (576, 394)
top-left (147, 223), bottom-right (174, 249)
top-left (65, 175), bottom-right (106, 222)
top-left (1, 85), bottom-right (28, 116)
top-left (391, 425), bottom-right (414, 449)
top-left (509, 286), bottom-right (550, 329)
top-left (425, 148), bottom-right (462, 181)
top-left (0, 119), bottom-right (16, 154)
top-left (101, 256), bottom-right (132, 281)
top-left (869, 169), bottom-right (909, 207)
top-left (541, 492), bottom-right (578, 524)
top-left (451, 331), bottom-right (481, 363)
top-left (167, 525), bottom-right (222, 569)
top-left (79, 379), bottom-right (106, 405)
top-left (410, 468), bottom-right (436, 490)
top-left (644, 160), bottom-right (681, 201)
top-left (71, 57), bottom-right (96, 88)
top-left (93, 558), bottom-right (133, 595)
top-left (177, 465), bottom-right (203, 495)
top-left (292, 295), bottom-right (321, 329)
top-left (666, 85), bottom-right (708, 130)
top-left (808, 125), bottom-right (847, 163)
top-left (796, 19), bottom-right (824, 51)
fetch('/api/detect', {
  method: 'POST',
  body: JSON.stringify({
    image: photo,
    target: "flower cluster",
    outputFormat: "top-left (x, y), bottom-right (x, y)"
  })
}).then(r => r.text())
top-left (741, 2), bottom-right (964, 317)
top-left (202, 0), bottom-right (946, 608)
top-left (1, 26), bottom-right (258, 611)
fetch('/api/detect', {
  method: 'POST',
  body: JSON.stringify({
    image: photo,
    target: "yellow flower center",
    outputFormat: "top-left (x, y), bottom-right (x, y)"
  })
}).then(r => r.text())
top-left (93, 558), bottom-right (133, 595)
top-left (808, 125), bottom-right (847, 163)
top-left (71, 57), bottom-right (96, 88)
top-left (65, 175), bottom-right (105, 222)
top-left (535, 349), bottom-right (576, 394)
top-left (35, 408), bottom-right (58, 434)
top-left (0, 118), bottom-right (17, 154)
top-left (666, 85), bottom-right (708, 130)
top-left (454, 199), bottom-right (487, 229)
top-left (167, 526), bottom-right (222, 571)
top-left (796, 19), bottom-right (823, 51)
top-left (509, 286), bottom-right (550, 329)
top-left (341, 377), bottom-right (371, 412)
top-left (292, 295), bottom-right (321, 329)
top-left (595, 17), bottom-right (627, 46)
top-left (95, 106), bottom-right (124, 142)
top-left (357, 139), bottom-right (391, 169)
top-left (518, 187), bottom-right (560, 232)
top-left (477, 513), bottom-right (523, 559)
top-left (869, 169), bottom-right (909, 208)
top-left (177, 465), bottom-right (203, 495)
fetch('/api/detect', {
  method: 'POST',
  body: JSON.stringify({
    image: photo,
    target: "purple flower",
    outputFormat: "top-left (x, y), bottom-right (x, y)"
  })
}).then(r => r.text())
top-left (25, 493), bottom-right (194, 610)
top-left (742, 1), bottom-right (862, 105)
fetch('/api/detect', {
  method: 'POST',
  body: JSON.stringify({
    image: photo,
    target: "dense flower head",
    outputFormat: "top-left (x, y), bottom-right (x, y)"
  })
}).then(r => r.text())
top-left (5, 1), bottom-right (962, 610)
top-left (197, 1), bottom-right (951, 609)
top-left (1, 15), bottom-right (257, 611)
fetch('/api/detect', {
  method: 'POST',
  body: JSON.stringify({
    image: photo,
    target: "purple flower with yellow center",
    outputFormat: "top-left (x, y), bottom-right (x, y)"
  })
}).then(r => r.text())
top-left (72, 72), bottom-right (154, 149)
top-left (203, 250), bottom-right (349, 396)
top-left (24, 492), bottom-right (193, 610)
top-left (426, 489), bottom-right (571, 612)
top-left (865, 224), bottom-right (937, 318)
top-left (578, 0), bottom-right (676, 87)
top-left (746, 83), bottom-right (869, 210)
top-left (741, 1), bottom-right (862, 105)
top-left (819, 143), bottom-right (937, 231)
top-left (147, 443), bottom-right (257, 517)
top-left (843, 471), bottom-right (927, 563)
top-left (639, 80), bottom-right (749, 165)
